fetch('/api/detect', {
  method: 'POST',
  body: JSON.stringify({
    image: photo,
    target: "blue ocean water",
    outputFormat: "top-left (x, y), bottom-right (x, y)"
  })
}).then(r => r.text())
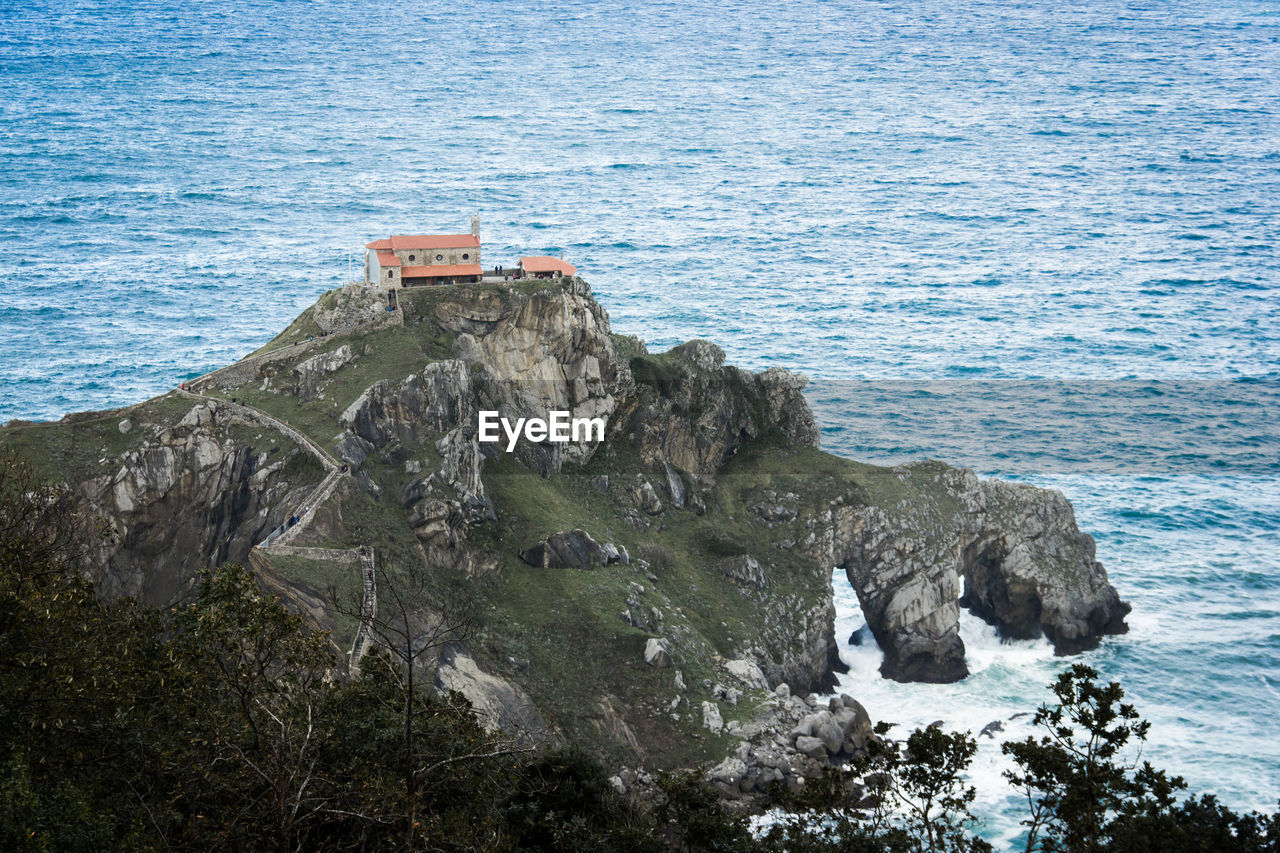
top-left (2, 0), bottom-right (1278, 838)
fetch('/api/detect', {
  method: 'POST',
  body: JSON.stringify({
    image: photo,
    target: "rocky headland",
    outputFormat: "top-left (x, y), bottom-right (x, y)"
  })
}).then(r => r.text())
top-left (0, 276), bottom-right (1129, 799)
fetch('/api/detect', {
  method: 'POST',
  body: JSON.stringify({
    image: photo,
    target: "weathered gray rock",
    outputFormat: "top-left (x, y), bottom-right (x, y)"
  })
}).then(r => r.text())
top-left (629, 479), bottom-right (664, 515)
top-left (644, 638), bottom-right (672, 668)
top-left (960, 478), bottom-right (1130, 654)
top-left (702, 701), bottom-right (724, 734)
top-left (718, 554), bottom-right (769, 590)
top-left (334, 431), bottom-right (375, 469)
top-left (81, 402), bottom-right (319, 606)
top-left (443, 278), bottom-right (633, 477)
top-left (817, 721), bottom-right (844, 755)
top-left (340, 360), bottom-right (473, 450)
top-left (795, 735), bottom-right (828, 760)
top-left (312, 284), bottom-right (385, 333)
top-left (707, 756), bottom-right (747, 787)
top-left (519, 529), bottom-right (625, 569)
top-left (712, 683), bottom-right (742, 705)
top-left (752, 490), bottom-right (799, 524)
top-left (805, 462), bottom-right (1128, 682)
top-left (434, 642), bottom-right (546, 742)
top-left (292, 344), bottom-right (354, 403)
top-left (622, 339), bottom-right (819, 482)
top-left (809, 498), bottom-right (967, 683)
top-left (724, 658), bottom-right (769, 690)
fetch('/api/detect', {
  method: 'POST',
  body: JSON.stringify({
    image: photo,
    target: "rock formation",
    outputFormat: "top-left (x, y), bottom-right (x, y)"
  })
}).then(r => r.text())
top-left (803, 464), bottom-right (1128, 682)
top-left (79, 401), bottom-right (322, 606)
top-left (0, 274), bottom-right (1130, 799)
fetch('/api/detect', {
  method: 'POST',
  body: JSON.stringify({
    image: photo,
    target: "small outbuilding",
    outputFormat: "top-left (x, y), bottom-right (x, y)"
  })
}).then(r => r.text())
top-left (518, 256), bottom-right (577, 280)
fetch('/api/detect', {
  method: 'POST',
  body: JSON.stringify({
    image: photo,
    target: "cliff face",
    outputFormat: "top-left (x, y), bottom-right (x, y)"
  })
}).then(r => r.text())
top-left (4, 399), bottom-right (325, 608)
top-left (960, 478), bottom-right (1129, 654)
top-left (803, 464), bottom-right (1129, 683)
top-left (0, 277), bottom-right (1128, 781)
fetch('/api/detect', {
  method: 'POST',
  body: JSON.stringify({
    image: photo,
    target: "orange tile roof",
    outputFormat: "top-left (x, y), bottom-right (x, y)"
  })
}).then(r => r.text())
top-left (376, 251), bottom-right (401, 267)
top-left (365, 238), bottom-right (393, 250)
top-left (401, 264), bottom-right (483, 278)
top-left (520, 256), bottom-right (576, 276)
top-left (389, 234), bottom-right (480, 250)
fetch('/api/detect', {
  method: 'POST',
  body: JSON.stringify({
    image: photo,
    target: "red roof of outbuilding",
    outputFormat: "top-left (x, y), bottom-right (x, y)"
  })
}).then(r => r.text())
top-left (376, 252), bottom-right (401, 267)
top-left (401, 264), bottom-right (483, 278)
top-left (389, 234), bottom-right (479, 250)
top-left (519, 256), bottom-right (576, 276)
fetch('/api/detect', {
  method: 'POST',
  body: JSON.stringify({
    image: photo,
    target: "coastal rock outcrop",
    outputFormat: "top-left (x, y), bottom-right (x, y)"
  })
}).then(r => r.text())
top-left (1, 275), bottom-right (1130, 798)
top-left (960, 478), bottom-right (1130, 653)
top-left (519, 529), bottom-right (628, 569)
top-left (806, 463), bottom-right (1128, 683)
top-left (440, 278), bottom-right (632, 476)
top-left (704, 690), bottom-right (874, 802)
top-left (620, 339), bottom-right (818, 482)
top-left (312, 284), bottom-right (386, 333)
top-left (807, 495), bottom-right (967, 683)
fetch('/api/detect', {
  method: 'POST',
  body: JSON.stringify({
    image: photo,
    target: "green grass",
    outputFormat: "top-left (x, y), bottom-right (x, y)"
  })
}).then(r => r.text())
top-left (261, 553), bottom-right (364, 650)
top-left (0, 393), bottom-right (196, 482)
top-left (207, 324), bottom-right (447, 453)
top-left (451, 441), bottom-right (850, 769)
top-left (609, 334), bottom-right (647, 363)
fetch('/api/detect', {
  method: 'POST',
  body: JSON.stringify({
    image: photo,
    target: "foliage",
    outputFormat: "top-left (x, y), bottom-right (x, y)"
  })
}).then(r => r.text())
top-left (502, 746), bottom-right (663, 852)
top-left (761, 723), bottom-right (989, 853)
top-left (1004, 663), bottom-right (1280, 853)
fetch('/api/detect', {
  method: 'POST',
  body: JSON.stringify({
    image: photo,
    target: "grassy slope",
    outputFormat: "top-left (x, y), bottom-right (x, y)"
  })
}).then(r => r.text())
top-left (457, 438), bottom-right (874, 768)
top-left (0, 394), bottom-right (196, 483)
top-left (263, 553), bottom-right (364, 650)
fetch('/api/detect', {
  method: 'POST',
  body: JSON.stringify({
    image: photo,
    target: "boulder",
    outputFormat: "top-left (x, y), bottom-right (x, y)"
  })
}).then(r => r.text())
top-left (519, 529), bottom-right (623, 569)
top-left (718, 554), bottom-right (769, 590)
top-left (707, 757), bottom-right (747, 787)
top-left (817, 721), bottom-right (844, 755)
top-left (724, 658), bottom-right (769, 690)
top-left (794, 735), bottom-right (827, 760)
top-left (629, 479), bottom-right (664, 515)
top-left (292, 344), bottom-right (354, 403)
top-left (702, 701), bottom-right (724, 734)
top-left (644, 638), bottom-right (672, 668)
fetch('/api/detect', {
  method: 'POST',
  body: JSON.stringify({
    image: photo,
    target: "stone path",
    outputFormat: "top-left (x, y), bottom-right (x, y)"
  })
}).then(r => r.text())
top-left (178, 352), bottom-right (380, 672)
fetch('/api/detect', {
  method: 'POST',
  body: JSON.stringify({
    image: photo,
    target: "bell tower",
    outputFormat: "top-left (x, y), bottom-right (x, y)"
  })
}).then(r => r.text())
top-left (470, 211), bottom-right (480, 239)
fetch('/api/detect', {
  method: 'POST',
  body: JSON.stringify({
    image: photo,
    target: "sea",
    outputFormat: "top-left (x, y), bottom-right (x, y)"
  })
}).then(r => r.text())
top-left (1, 0), bottom-right (1277, 843)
